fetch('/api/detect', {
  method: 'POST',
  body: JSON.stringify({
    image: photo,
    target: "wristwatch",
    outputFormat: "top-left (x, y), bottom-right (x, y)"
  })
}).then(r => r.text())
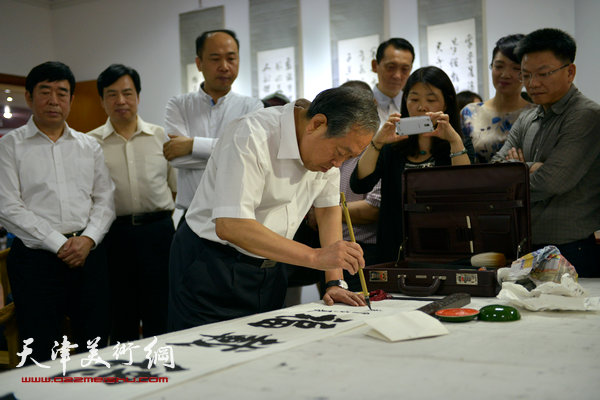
top-left (325, 279), bottom-right (349, 290)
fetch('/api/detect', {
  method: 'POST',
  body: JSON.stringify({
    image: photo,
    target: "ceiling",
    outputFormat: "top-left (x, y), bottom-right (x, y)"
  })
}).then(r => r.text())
top-left (13, 0), bottom-right (97, 9)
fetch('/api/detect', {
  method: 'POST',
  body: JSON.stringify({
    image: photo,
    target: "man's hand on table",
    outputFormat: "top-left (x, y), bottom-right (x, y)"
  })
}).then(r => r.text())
top-left (323, 285), bottom-right (367, 307)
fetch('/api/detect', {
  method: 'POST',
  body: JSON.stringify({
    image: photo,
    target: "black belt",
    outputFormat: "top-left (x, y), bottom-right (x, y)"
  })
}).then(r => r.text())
top-left (63, 230), bottom-right (84, 238)
top-left (115, 210), bottom-right (172, 226)
top-left (201, 238), bottom-right (278, 269)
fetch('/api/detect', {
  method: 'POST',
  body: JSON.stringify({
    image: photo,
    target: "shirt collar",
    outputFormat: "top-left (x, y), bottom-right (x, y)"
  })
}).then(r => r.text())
top-left (24, 116), bottom-right (73, 140)
top-left (548, 84), bottom-right (578, 115)
top-left (373, 84), bottom-right (403, 110)
top-left (533, 84), bottom-right (578, 119)
top-left (277, 102), bottom-right (301, 160)
top-left (199, 82), bottom-right (232, 106)
top-left (96, 115), bottom-right (152, 139)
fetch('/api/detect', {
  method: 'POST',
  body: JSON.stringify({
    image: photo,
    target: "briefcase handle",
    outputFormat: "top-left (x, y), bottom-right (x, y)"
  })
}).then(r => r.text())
top-left (397, 275), bottom-right (441, 296)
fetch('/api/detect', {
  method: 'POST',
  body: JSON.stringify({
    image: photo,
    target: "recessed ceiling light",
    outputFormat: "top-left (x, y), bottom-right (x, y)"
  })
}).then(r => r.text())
top-left (7, 97), bottom-right (13, 102)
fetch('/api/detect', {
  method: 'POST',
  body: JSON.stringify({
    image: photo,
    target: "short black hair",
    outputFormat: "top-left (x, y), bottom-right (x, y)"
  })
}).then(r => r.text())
top-left (96, 64), bottom-right (141, 98)
top-left (375, 38), bottom-right (415, 64)
top-left (307, 86), bottom-right (379, 138)
top-left (196, 29), bottom-right (239, 58)
top-left (456, 90), bottom-right (482, 111)
top-left (25, 61), bottom-right (76, 96)
top-left (341, 80), bottom-right (373, 93)
top-left (491, 34), bottom-right (525, 65)
top-left (515, 28), bottom-right (576, 63)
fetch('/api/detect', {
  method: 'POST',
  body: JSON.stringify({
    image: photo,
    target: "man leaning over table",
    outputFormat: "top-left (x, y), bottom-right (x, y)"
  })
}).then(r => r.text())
top-left (163, 29), bottom-right (263, 215)
top-left (88, 64), bottom-right (177, 342)
top-left (168, 86), bottom-right (380, 330)
top-left (491, 28), bottom-right (600, 276)
top-left (0, 61), bottom-right (115, 363)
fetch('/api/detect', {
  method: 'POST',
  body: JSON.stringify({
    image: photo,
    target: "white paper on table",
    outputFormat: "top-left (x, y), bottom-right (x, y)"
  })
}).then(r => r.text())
top-left (365, 311), bottom-right (449, 342)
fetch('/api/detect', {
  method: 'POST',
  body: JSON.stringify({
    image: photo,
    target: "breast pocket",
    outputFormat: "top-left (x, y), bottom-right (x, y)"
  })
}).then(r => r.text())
top-left (67, 149), bottom-right (95, 197)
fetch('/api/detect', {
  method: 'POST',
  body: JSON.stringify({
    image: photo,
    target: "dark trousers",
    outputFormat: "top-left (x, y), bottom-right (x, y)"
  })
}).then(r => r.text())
top-left (535, 234), bottom-right (599, 278)
top-left (104, 215), bottom-right (174, 343)
top-left (7, 238), bottom-right (109, 363)
top-left (168, 221), bottom-right (287, 331)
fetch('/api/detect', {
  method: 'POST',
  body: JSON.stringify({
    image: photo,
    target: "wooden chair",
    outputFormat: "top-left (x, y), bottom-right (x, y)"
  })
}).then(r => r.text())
top-left (0, 248), bottom-right (19, 368)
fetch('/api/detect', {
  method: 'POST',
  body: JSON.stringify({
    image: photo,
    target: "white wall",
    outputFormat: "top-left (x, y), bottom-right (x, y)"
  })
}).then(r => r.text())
top-left (387, 0), bottom-right (421, 68)
top-left (1, 0), bottom-right (599, 123)
top-left (0, 0), bottom-right (54, 75)
top-left (574, 0), bottom-right (600, 103)
top-left (49, 0), bottom-right (201, 125)
top-left (299, 0), bottom-right (333, 100)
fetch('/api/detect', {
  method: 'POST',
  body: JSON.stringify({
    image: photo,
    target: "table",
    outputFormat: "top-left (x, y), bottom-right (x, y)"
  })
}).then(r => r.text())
top-left (1, 279), bottom-right (599, 400)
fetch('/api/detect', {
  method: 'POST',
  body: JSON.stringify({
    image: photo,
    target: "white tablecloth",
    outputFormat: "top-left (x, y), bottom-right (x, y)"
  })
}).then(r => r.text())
top-left (1, 279), bottom-right (599, 400)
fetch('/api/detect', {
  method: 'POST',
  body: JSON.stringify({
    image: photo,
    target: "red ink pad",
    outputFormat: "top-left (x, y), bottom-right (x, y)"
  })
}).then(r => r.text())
top-left (435, 308), bottom-right (479, 322)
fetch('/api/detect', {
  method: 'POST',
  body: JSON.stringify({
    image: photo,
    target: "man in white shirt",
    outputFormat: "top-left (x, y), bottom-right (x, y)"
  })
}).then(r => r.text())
top-left (0, 62), bottom-right (115, 362)
top-left (168, 87), bottom-right (380, 330)
top-left (88, 64), bottom-right (177, 342)
top-left (371, 38), bottom-right (415, 123)
top-left (163, 29), bottom-right (263, 212)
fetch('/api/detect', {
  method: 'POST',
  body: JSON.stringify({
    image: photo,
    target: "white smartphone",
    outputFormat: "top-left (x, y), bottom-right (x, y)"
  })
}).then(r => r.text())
top-left (395, 116), bottom-right (435, 136)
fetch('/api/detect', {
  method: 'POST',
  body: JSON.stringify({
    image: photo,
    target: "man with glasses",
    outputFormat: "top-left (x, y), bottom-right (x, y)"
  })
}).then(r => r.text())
top-left (492, 28), bottom-right (600, 276)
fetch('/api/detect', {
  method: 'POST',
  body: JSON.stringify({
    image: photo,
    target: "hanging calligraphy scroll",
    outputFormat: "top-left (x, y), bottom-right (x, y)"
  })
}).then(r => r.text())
top-left (257, 46), bottom-right (296, 100)
top-left (337, 35), bottom-right (380, 87)
top-left (426, 18), bottom-right (478, 93)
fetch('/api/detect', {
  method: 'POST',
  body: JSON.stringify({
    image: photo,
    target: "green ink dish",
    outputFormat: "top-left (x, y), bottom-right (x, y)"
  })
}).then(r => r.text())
top-left (478, 305), bottom-right (521, 322)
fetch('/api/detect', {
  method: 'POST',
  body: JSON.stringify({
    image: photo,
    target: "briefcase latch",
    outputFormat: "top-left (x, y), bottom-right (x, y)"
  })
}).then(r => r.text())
top-left (456, 272), bottom-right (478, 285)
top-left (369, 270), bottom-right (388, 283)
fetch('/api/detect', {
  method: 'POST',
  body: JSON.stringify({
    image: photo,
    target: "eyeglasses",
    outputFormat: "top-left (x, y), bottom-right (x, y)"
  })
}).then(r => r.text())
top-left (519, 64), bottom-right (570, 85)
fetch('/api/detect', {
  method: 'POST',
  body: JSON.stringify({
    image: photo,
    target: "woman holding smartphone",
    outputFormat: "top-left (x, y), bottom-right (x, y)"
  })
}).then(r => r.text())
top-left (350, 66), bottom-right (470, 263)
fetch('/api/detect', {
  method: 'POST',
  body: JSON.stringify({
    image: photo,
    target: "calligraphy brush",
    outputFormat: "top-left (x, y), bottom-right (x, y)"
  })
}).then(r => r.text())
top-left (340, 192), bottom-right (372, 310)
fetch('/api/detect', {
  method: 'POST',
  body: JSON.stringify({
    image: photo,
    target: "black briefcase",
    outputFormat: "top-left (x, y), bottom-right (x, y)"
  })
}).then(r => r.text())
top-left (365, 163), bottom-right (532, 297)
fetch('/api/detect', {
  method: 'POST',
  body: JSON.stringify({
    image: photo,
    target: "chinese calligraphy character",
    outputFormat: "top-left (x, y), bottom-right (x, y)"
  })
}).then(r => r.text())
top-left (113, 341), bottom-right (141, 366)
top-left (16, 338), bottom-right (50, 368)
top-left (169, 332), bottom-right (280, 353)
top-left (51, 335), bottom-right (78, 376)
top-left (464, 34), bottom-right (473, 48)
top-left (80, 337), bottom-right (110, 368)
top-left (144, 336), bottom-right (175, 369)
top-left (248, 313), bottom-right (351, 329)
